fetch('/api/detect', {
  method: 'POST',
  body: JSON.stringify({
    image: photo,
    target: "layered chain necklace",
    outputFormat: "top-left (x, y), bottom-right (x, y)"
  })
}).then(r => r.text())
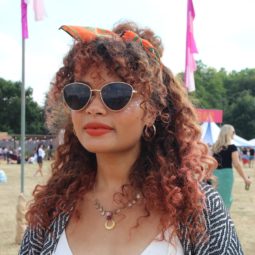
top-left (94, 192), bottom-right (142, 230)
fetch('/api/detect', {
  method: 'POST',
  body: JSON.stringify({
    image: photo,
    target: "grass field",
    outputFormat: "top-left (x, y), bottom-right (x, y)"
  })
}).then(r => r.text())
top-left (0, 160), bottom-right (254, 255)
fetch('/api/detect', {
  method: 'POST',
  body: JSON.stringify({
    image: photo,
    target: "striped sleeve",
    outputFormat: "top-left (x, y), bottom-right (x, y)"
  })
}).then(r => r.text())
top-left (202, 184), bottom-right (244, 255)
top-left (18, 225), bottom-right (45, 255)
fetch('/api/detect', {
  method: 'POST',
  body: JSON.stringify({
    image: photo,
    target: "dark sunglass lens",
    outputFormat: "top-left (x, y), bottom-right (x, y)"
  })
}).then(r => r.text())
top-left (102, 83), bottom-right (133, 110)
top-left (63, 83), bottom-right (90, 110)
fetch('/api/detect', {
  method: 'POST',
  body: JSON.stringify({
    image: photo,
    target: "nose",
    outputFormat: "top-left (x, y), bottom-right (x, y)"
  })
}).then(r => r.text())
top-left (85, 92), bottom-right (107, 115)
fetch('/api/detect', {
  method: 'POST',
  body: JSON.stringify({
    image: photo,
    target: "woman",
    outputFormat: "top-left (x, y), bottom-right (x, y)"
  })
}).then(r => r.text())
top-left (19, 22), bottom-right (243, 254)
top-left (33, 144), bottom-right (45, 176)
top-left (212, 124), bottom-right (251, 209)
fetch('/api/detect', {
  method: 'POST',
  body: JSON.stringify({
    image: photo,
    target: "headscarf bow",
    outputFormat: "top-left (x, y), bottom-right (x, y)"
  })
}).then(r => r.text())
top-left (60, 25), bottom-right (160, 63)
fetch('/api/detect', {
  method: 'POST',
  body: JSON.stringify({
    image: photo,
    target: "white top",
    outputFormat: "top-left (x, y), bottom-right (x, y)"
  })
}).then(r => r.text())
top-left (38, 148), bottom-right (45, 158)
top-left (54, 230), bottom-right (184, 255)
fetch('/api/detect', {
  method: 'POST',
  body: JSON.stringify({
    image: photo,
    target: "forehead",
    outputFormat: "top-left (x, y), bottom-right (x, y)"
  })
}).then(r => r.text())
top-left (77, 63), bottom-right (121, 87)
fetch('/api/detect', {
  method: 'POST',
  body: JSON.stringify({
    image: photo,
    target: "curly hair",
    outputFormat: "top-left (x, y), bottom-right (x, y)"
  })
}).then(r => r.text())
top-left (27, 21), bottom-right (216, 244)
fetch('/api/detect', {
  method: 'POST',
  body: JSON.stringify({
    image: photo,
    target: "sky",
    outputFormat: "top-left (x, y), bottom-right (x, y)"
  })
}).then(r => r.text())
top-left (0, 0), bottom-right (255, 105)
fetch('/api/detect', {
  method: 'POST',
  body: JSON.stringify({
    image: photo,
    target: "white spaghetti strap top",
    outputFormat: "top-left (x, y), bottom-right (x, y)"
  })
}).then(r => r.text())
top-left (54, 229), bottom-right (184, 255)
top-left (54, 230), bottom-right (72, 255)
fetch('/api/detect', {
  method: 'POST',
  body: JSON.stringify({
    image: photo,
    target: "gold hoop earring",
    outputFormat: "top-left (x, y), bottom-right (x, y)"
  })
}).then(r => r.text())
top-left (143, 124), bottom-right (156, 141)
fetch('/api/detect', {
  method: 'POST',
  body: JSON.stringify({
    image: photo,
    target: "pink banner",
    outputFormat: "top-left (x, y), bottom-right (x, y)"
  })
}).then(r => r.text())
top-left (184, 0), bottom-right (198, 92)
top-left (21, 0), bottom-right (28, 39)
top-left (196, 109), bottom-right (223, 123)
top-left (33, 0), bottom-right (46, 21)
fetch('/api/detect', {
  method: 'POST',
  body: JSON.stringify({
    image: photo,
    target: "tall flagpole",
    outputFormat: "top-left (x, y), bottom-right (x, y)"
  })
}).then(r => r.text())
top-left (20, 0), bottom-right (46, 193)
top-left (20, 0), bottom-right (28, 193)
top-left (15, 0), bottom-right (28, 244)
top-left (16, 0), bottom-right (47, 244)
top-left (21, 37), bottom-right (26, 193)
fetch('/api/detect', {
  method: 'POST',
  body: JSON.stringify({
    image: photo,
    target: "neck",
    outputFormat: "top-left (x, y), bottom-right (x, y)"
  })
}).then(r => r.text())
top-left (94, 145), bottom-right (140, 194)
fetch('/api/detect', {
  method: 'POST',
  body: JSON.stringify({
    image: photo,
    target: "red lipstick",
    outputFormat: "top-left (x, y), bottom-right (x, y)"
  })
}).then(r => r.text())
top-left (83, 122), bottom-right (113, 136)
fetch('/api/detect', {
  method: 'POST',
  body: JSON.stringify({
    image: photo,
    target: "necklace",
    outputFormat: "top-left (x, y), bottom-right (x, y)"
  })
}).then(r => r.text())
top-left (94, 192), bottom-right (142, 230)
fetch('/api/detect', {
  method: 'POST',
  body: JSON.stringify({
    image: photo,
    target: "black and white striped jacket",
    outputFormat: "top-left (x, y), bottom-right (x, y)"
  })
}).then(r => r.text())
top-left (19, 184), bottom-right (244, 255)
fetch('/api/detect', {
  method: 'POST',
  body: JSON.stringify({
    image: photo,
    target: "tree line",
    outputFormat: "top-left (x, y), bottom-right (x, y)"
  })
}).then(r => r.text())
top-left (186, 61), bottom-right (255, 139)
top-left (0, 61), bottom-right (254, 139)
top-left (0, 78), bottom-right (47, 135)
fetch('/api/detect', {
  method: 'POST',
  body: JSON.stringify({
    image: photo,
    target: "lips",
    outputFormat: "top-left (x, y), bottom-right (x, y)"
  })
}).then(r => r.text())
top-left (83, 122), bottom-right (113, 136)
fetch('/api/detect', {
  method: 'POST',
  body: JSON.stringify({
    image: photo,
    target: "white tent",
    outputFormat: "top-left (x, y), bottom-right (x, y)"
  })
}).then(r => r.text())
top-left (201, 122), bottom-right (220, 145)
top-left (249, 139), bottom-right (255, 146)
top-left (201, 122), bottom-right (253, 147)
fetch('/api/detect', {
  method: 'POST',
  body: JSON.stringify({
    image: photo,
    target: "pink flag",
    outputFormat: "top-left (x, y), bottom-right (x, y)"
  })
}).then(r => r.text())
top-left (33, 0), bottom-right (46, 21)
top-left (184, 0), bottom-right (198, 92)
top-left (21, 0), bottom-right (28, 39)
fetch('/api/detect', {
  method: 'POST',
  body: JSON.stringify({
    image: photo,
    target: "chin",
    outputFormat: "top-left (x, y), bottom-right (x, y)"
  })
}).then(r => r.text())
top-left (84, 147), bottom-right (122, 154)
top-left (81, 141), bottom-right (118, 154)
top-left (82, 141), bottom-right (138, 154)
top-left (78, 134), bottom-right (141, 154)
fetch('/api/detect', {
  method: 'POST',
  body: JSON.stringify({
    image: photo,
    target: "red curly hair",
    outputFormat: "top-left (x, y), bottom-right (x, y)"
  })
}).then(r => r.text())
top-left (27, 21), bottom-right (216, 243)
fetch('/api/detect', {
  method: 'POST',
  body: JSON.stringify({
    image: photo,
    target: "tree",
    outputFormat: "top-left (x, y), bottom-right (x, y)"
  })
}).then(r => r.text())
top-left (191, 61), bottom-right (227, 109)
top-left (224, 91), bottom-right (255, 139)
top-left (0, 78), bottom-right (47, 134)
top-left (178, 61), bottom-right (255, 139)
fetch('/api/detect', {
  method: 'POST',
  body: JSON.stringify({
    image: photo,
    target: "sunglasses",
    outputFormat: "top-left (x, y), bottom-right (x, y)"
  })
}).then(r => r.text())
top-left (62, 82), bottom-right (138, 111)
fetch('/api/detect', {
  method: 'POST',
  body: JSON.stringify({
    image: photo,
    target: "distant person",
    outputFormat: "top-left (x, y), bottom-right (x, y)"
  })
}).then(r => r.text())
top-left (7, 148), bottom-right (13, 164)
top-left (33, 144), bottom-right (45, 176)
top-left (241, 147), bottom-right (249, 166)
top-left (27, 153), bottom-right (36, 164)
top-left (47, 143), bottom-right (54, 160)
top-left (241, 147), bottom-right (247, 155)
top-left (3, 147), bottom-right (8, 160)
top-left (0, 147), bottom-right (3, 159)
top-left (0, 169), bottom-right (7, 183)
top-left (249, 147), bottom-right (255, 168)
top-left (212, 124), bottom-right (252, 209)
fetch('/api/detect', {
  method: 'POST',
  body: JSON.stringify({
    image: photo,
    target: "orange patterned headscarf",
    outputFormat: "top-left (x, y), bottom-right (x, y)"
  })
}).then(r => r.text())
top-left (60, 25), bottom-right (160, 63)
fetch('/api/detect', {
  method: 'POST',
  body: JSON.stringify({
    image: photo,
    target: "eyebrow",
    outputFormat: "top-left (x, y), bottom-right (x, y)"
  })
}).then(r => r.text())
top-left (78, 80), bottom-right (91, 85)
top-left (78, 81), bottom-right (104, 89)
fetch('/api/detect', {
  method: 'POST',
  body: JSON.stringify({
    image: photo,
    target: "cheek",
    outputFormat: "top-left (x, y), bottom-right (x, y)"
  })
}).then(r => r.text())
top-left (71, 112), bottom-right (82, 129)
top-left (125, 97), bottom-right (145, 114)
top-left (127, 100), bottom-right (143, 109)
top-left (117, 101), bottom-right (145, 135)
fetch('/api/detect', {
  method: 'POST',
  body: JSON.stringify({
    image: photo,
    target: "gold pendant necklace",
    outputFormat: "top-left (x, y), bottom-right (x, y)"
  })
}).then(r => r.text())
top-left (94, 193), bottom-right (142, 231)
top-left (104, 211), bottom-right (116, 230)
